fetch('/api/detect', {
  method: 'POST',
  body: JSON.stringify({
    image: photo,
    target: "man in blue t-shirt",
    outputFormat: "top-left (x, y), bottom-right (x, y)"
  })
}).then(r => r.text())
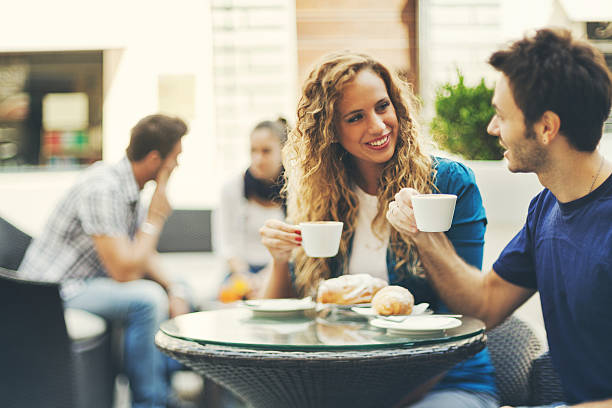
top-left (387, 28), bottom-right (612, 408)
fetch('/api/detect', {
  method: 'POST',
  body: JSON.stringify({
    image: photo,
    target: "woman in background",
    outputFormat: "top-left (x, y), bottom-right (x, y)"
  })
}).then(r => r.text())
top-left (214, 118), bottom-right (287, 300)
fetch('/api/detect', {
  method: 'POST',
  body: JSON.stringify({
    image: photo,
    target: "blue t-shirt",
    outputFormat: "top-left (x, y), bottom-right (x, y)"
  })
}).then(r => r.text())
top-left (493, 173), bottom-right (612, 404)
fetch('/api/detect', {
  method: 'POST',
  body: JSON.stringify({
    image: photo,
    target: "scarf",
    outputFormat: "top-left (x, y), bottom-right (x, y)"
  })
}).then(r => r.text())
top-left (244, 167), bottom-right (286, 214)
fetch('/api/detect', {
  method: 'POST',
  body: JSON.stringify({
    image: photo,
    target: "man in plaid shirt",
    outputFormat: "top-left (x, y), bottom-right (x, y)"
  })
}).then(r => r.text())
top-left (19, 114), bottom-right (189, 408)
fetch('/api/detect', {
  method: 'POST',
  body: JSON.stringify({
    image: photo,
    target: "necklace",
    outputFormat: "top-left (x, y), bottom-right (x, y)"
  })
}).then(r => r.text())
top-left (589, 156), bottom-right (605, 193)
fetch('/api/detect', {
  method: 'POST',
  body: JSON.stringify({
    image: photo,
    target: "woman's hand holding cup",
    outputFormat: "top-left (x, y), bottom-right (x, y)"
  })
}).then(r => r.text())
top-left (259, 219), bottom-right (302, 263)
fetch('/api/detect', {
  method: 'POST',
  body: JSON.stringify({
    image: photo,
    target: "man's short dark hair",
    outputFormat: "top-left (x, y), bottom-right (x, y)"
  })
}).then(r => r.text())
top-left (489, 28), bottom-right (612, 151)
top-left (126, 114), bottom-right (188, 161)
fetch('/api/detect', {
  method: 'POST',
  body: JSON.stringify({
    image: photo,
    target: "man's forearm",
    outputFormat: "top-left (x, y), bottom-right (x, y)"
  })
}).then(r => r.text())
top-left (132, 212), bottom-right (166, 260)
top-left (410, 232), bottom-right (488, 318)
top-left (95, 214), bottom-right (166, 282)
top-left (410, 232), bottom-right (535, 329)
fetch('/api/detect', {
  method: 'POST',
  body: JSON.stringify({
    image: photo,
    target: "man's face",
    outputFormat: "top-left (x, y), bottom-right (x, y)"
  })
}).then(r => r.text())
top-left (487, 75), bottom-right (547, 173)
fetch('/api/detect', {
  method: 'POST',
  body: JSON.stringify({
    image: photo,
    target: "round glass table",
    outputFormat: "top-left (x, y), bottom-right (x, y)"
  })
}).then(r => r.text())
top-left (156, 307), bottom-right (487, 408)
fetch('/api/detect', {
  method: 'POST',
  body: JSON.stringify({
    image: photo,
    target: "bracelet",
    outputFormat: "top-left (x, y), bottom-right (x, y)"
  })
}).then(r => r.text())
top-left (140, 222), bottom-right (158, 235)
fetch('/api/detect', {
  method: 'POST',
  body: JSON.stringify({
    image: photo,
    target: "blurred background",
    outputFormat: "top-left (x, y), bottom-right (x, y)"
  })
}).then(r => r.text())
top-left (0, 0), bottom-right (611, 339)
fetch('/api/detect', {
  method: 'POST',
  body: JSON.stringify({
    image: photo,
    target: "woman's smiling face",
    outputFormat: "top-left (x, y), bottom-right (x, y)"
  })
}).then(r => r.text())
top-left (335, 69), bottom-right (399, 170)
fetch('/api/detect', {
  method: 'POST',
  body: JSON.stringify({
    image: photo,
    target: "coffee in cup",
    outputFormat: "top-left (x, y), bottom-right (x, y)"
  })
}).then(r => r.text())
top-left (411, 194), bottom-right (457, 232)
top-left (299, 221), bottom-right (343, 257)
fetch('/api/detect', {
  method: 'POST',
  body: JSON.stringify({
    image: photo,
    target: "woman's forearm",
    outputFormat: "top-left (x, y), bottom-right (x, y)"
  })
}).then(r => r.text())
top-left (263, 259), bottom-right (296, 298)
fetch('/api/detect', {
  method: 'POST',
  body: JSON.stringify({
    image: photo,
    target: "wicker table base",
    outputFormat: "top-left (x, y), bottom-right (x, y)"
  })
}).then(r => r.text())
top-left (156, 331), bottom-right (486, 408)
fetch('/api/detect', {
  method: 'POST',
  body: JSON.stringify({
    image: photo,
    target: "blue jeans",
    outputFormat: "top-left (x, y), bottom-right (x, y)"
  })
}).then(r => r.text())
top-left (515, 405), bottom-right (567, 408)
top-left (66, 278), bottom-right (171, 408)
top-left (407, 389), bottom-right (498, 408)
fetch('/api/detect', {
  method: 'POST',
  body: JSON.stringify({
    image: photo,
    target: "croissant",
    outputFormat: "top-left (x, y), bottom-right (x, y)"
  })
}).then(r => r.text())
top-left (316, 274), bottom-right (388, 305)
top-left (372, 286), bottom-right (414, 315)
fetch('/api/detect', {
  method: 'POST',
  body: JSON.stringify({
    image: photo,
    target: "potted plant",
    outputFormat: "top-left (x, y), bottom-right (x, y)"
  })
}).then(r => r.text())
top-left (430, 71), bottom-right (503, 160)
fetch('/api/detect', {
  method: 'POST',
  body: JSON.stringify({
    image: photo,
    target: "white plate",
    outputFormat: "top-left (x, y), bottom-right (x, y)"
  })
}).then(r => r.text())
top-left (370, 316), bottom-right (462, 335)
top-left (317, 302), bottom-right (371, 310)
top-left (243, 297), bottom-right (315, 317)
top-left (350, 303), bottom-right (430, 318)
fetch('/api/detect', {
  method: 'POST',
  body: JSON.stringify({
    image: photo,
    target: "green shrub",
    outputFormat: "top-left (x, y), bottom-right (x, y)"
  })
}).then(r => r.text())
top-left (430, 71), bottom-right (503, 160)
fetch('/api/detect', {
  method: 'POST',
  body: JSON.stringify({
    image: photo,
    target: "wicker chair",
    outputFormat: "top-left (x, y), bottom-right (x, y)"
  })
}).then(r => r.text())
top-left (487, 315), bottom-right (566, 406)
top-left (0, 268), bottom-right (115, 408)
top-left (0, 216), bottom-right (31, 271)
top-left (0, 217), bottom-right (114, 408)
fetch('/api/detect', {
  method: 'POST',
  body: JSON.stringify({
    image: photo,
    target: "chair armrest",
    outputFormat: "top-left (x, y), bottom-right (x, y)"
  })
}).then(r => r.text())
top-left (529, 351), bottom-right (566, 405)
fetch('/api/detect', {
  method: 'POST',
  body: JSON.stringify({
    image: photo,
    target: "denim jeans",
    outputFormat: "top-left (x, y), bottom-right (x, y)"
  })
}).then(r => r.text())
top-left (66, 278), bottom-right (171, 408)
top-left (407, 389), bottom-right (499, 408)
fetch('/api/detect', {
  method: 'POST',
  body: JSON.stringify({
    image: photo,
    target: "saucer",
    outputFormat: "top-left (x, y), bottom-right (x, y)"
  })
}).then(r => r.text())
top-left (370, 316), bottom-right (462, 335)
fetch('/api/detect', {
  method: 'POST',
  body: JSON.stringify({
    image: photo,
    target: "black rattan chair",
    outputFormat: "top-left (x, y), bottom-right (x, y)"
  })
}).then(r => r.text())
top-left (0, 216), bottom-right (32, 270)
top-left (0, 216), bottom-right (115, 408)
top-left (0, 268), bottom-right (115, 408)
top-left (487, 315), bottom-right (566, 406)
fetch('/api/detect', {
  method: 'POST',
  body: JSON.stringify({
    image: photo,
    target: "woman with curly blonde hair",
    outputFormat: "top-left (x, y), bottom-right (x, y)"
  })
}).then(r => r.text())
top-left (260, 52), bottom-right (498, 407)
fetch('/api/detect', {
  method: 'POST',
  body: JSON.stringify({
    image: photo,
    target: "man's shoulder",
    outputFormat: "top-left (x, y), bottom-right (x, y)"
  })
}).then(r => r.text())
top-left (76, 161), bottom-right (123, 194)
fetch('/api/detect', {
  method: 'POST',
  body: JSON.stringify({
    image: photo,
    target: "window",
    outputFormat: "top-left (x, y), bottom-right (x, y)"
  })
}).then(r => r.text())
top-left (0, 51), bottom-right (103, 169)
top-left (587, 22), bottom-right (612, 134)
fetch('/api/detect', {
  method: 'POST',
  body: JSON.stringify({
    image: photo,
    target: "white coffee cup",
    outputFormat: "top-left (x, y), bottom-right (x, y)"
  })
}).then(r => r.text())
top-left (411, 194), bottom-right (457, 232)
top-left (299, 221), bottom-right (343, 258)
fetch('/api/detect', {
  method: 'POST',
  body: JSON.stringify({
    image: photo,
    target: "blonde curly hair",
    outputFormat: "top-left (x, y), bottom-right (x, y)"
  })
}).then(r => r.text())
top-left (284, 52), bottom-right (435, 296)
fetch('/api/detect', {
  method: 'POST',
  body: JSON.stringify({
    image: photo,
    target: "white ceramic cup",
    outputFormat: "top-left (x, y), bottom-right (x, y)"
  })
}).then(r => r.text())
top-left (299, 221), bottom-right (343, 257)
top-left (411, 194), bottom-right (457, 232)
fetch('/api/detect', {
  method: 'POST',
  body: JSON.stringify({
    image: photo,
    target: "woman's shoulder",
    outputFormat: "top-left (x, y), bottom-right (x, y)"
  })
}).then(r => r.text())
top-left (431, 156), bottom-right (478, 195)
top-left (431, 156), bottom-right (474, 179)
top-left (430, 156), bottom-right (486, 227)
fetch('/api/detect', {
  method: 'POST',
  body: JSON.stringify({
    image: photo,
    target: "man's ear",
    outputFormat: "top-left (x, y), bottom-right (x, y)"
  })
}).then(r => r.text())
top-left (143, 150), bottom-right (162, 166)
top-left (535, 111), bottom-right (561, 145)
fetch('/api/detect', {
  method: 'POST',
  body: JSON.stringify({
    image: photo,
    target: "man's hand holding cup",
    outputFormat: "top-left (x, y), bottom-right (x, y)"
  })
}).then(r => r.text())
top-left (386, 188), bottom-right (420, 239)
top-left (387, 188), bottom-right (457, 238)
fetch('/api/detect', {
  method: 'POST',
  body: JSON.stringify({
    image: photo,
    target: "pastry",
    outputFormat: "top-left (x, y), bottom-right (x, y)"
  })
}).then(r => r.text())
top-left (316, 273), bottom-right (387, 305)
top-left (371, 285), bottom-right (414, 315)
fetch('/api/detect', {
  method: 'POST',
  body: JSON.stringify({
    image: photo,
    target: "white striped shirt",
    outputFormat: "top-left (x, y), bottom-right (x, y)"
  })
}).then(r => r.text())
top-left (18, 157), bottom-right (143, 299)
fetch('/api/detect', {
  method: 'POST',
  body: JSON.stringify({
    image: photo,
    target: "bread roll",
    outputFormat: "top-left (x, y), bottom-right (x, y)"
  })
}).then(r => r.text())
top-left (316, 274), bottom-right (388, 305)
top-left (372, 285), bottom-right (414, 315)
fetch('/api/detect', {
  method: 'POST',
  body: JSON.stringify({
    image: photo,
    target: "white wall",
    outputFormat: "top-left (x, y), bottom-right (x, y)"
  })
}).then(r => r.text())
top-left (418, 0), bottom-right (502, 121)
top-left (0, 0), bottom-right (215, 233)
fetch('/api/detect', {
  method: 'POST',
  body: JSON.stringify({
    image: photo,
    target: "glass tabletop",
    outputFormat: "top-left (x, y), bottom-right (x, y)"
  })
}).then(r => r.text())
top-left (160, 307), bottom-right (485, 351)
